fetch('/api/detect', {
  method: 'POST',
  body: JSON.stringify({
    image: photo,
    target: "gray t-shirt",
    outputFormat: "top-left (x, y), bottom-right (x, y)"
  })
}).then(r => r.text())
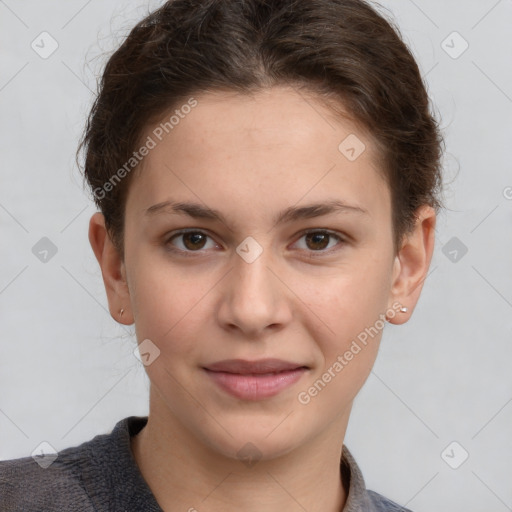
top-left (0, 416), bottom-right (413, 511)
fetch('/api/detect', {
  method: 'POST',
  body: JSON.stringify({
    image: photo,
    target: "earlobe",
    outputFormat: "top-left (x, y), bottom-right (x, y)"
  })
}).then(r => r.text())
top-left (88, 212), bottom-right (133, 325)
top-left (386, 205), bottom-right (436, 325)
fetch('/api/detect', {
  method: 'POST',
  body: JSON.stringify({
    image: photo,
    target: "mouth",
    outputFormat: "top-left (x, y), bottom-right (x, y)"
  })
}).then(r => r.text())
top-left (203, 358), bottom-right (309, 374)
top-left (202, 358), bottom-right (309, 400)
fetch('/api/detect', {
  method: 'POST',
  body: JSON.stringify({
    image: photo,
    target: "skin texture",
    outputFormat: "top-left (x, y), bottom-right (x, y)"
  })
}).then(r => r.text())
top-left (89, 85), bottom-right (436, 512)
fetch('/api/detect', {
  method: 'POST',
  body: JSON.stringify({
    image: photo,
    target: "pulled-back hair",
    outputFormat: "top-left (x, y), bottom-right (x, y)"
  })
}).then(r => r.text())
top-left (78, 0), bottom-right (444, 258)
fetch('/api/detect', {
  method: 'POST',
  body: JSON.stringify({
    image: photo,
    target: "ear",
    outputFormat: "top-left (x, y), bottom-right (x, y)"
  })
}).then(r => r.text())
top-left (387, 205), bottom-right (436, 324)
top-left (88, 212), bottom-right (133, 325)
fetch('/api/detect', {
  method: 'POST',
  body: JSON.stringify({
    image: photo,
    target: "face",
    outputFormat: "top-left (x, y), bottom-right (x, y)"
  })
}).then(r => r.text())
top-left (119, 85), bottom-right (402, 460)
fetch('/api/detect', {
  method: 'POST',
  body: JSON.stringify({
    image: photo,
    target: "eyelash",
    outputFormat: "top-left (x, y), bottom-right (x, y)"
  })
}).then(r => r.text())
top-left (164, 228), bottom-right (347, 258)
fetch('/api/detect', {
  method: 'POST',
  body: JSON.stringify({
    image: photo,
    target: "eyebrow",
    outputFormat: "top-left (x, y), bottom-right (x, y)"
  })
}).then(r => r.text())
top-left (144, 199), bottom-right (368, 226)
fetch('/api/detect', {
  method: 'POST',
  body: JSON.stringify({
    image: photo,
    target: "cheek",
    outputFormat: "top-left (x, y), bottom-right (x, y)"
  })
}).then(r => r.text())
top-left (297, 260), bottom-right (389, 333)
top-left (129, 254), bottom-right (217, 355)
top-left (296, 277), bottom-right (384, 409)
top-left (131, 274), bottom-right (174, 336)
top-left (292, 260), bottom-right (390, 388)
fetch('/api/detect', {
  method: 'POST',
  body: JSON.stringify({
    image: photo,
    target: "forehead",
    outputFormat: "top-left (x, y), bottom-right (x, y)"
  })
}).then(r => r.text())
top-left (127, 85), bottom-right (390, 225)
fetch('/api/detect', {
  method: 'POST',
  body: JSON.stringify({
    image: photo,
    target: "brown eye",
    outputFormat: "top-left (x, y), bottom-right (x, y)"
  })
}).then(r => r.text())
top-left (294, 230), bottom-right (344, 253)
top-left (166, 230), bottom-right (216, 253)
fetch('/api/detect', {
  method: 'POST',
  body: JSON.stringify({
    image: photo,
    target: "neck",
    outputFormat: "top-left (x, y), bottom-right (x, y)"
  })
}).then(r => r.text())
top-left (131, 387), bottom-right (350, 512)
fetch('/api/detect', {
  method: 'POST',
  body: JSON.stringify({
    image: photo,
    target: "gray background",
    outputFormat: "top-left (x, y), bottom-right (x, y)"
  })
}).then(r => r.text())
top-left (1, 0), bottom-right (511, 510)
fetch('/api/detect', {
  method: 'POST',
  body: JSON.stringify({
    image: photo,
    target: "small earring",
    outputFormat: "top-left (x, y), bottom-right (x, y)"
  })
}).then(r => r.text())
top-left (119, 308), bottom-right (125, 318)
top-left (385, 306), bottom-right (409, 322)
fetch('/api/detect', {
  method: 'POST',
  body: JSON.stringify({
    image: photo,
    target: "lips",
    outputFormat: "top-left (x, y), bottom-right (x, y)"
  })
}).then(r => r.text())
top-left (203, 358), bottom-right (309, 400)
top-left (203, 358), bottom-right (308, 374)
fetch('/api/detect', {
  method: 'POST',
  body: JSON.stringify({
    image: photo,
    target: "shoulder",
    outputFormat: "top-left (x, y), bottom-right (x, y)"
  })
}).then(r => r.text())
top-left (0, 416), bottom-right (146, 512)
top-left (0, 449), bottom-right (94, 511)
top-left (367, 489), bottom-right (415, 512)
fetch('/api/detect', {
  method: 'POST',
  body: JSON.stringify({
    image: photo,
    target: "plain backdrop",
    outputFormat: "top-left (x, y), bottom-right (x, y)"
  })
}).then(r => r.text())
top-left (1, 1), bottom-right (511, 510)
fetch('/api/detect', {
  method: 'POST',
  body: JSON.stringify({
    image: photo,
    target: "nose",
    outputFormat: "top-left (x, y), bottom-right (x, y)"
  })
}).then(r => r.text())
top-left (216, 245), bottom-right (293, 338)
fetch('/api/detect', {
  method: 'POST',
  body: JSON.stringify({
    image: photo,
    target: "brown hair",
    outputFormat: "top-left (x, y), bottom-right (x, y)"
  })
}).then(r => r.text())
top-left (78, 0), bottom-right (444, 259)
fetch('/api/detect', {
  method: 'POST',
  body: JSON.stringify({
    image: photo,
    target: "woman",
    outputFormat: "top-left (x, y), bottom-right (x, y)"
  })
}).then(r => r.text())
top-left (0, 0), bottom-right (443, 510)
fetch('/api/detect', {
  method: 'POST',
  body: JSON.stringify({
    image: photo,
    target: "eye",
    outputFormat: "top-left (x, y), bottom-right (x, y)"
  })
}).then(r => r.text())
top-left (165, 230), bottom-right (218, 254)
top-left (293, 230), bottom-right (345, 253)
